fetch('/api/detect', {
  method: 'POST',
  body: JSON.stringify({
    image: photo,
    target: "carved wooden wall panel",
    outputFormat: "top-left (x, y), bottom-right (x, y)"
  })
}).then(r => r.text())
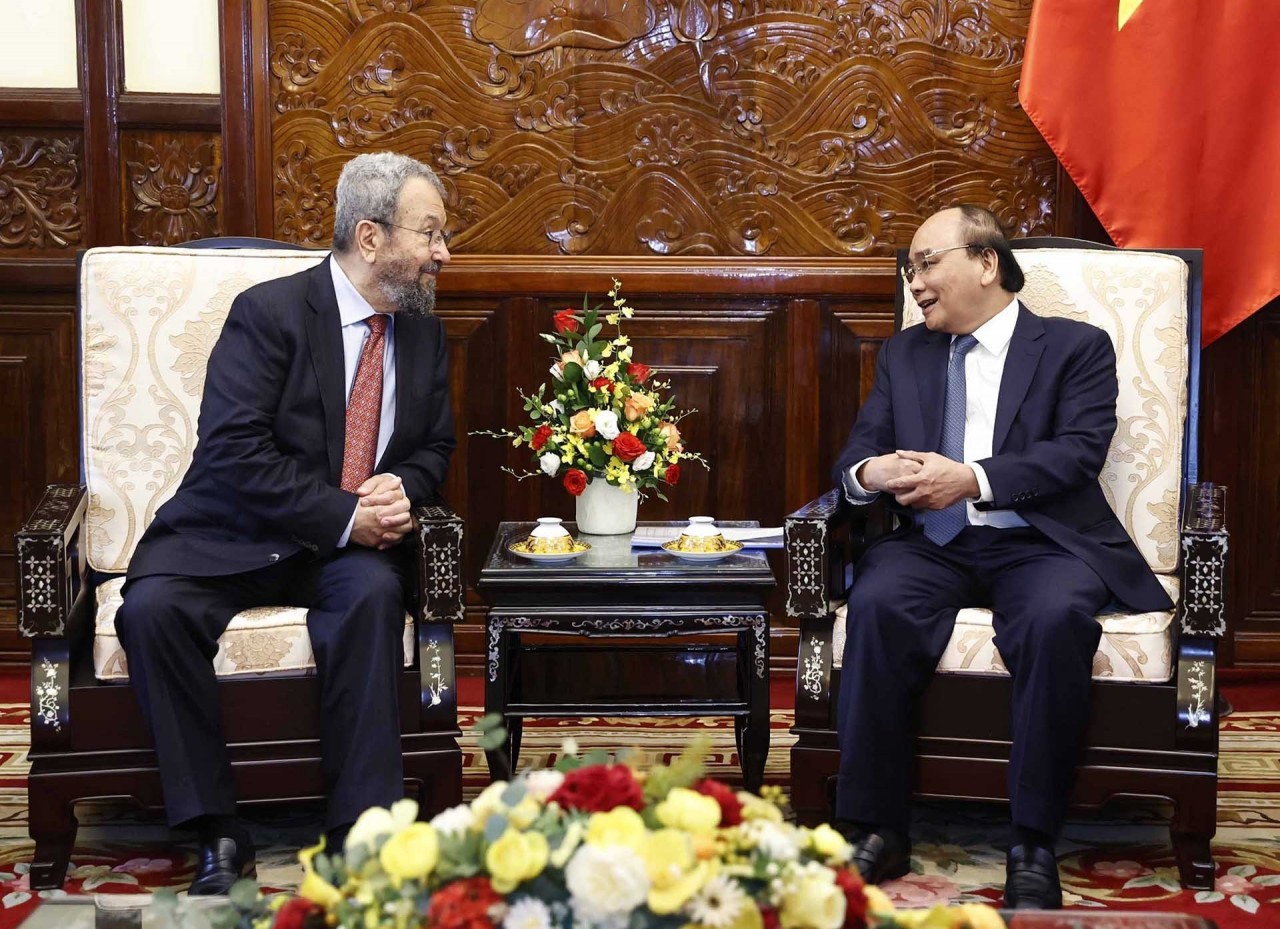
top-left (0, 134), bottom-right (83, 255)
top-left (121, 130), bottom-right (224, 245)
top-left (267, 0), bottom-right (1054, 254)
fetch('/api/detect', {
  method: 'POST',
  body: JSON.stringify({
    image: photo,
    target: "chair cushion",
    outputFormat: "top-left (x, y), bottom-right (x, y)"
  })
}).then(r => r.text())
top-left (901, 248), bottom-right (1189, 576)
top-left (79, 246), bottom-right (329, 574)
top-left (92, 577), bottom-right (415, 682)
top-left (831, 574), bottom-right (1179, 683)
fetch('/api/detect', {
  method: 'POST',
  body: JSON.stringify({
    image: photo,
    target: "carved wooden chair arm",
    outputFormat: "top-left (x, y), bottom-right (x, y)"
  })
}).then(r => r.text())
top-left (783, 489), bottom-right (869, 622)
top-left (1171, 517), bottom-right (1229, 748)
top-left (16, 485), bottom-right (90, 639)
top-left (410, 502), bottom-right (464, 730)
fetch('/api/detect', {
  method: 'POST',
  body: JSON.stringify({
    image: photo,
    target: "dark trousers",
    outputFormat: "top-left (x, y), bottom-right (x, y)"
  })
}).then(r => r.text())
top-left (115, 547), bottom-right (407, 830)
top-left (835, 525), bottom-right (1109, 837)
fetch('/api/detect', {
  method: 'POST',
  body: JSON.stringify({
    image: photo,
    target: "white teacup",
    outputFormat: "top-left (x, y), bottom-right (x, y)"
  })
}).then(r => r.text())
top-left (526, 517), bottom-right (574, 554)
top-left (673, 516), bottom-right (731, 553)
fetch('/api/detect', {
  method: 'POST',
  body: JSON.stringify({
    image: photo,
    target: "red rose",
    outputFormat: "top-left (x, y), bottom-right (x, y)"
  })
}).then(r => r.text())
top-left (693, 778), bottom-right (743, 826)
top-left (554, 309), bottom-right (580, 334)
top-left (834, 868), bottom-right (869, 927)
top-left (548, 763), bottom-right (645, 813)
top-left (531, 424), bottom-right (553, 451)
top-left (590, 376), bottom-right (614, 393)
top-left (612, 432), bottom-right (647, 463)
top-left (273, 898), bottom-right (325, 929)
top-left (627, 362), bottom-right (651, 383)
top-left (664, 463), bottom-right (681, 486)
top-left (563, 468), bottom-right (588, 496)
top-left (426, 876), bottom-right (502, 929)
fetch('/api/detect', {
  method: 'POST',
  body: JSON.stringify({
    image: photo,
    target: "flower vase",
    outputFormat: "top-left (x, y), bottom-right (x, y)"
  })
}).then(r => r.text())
top-left (575, 479), bottom-right (639, 535)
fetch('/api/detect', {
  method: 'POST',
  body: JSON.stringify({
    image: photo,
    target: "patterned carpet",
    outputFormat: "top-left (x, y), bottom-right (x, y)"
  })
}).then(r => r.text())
top-left (0, 678), bottom-right (1277, 927)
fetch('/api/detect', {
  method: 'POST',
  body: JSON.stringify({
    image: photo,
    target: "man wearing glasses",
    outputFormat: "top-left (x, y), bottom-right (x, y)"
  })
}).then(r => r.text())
top-left (831, 206), bottom-right (1172, 908)
top-left (114, 152), bottom-right (456, 894)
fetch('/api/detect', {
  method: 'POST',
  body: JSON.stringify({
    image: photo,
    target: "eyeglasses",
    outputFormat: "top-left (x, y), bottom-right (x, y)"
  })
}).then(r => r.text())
top-left (374, 220), bottom-right (452, 250)
top-left (900, 244), bottom-right (976, 284)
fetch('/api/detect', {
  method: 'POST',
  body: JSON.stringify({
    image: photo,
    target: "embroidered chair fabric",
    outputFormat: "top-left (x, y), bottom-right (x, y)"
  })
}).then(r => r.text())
top-left (785, 240), bottom-right (1225, 889)
top-left (17, 241), bottom-right (465, 889)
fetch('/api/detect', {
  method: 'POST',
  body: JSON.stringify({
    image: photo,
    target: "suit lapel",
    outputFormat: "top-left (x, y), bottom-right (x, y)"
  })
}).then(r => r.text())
top-left (992, 303), bottom-right (1046, 453)
top-left (375, 311), bottom-right (436, 471)
top-left (913, 329), bottom-right (951, 453)
top-left (304, 258), bottom-right (347, 484)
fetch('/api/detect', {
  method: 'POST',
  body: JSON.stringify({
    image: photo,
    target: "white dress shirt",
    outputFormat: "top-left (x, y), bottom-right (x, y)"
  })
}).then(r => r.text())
top-left (331, 258), bottom-right (397, 546)
top-left (845, 297), bottom-right (1029, 529)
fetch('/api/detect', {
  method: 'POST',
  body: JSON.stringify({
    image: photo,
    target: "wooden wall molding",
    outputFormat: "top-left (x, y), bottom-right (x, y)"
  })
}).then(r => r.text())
top-left (0, 135), bottom-right (83, 253)
top-left (122, 131), bottom-right (224, 244)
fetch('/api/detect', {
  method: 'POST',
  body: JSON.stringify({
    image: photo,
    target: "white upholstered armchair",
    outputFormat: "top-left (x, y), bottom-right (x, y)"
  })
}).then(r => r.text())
top-left (785, 239), bottom-right (1225, 890)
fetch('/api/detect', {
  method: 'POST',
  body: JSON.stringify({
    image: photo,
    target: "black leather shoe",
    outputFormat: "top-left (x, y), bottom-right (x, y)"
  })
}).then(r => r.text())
top-left (1004, 844), bottom-right (1062, 910)
top-left (188, 836), bottom-right (256, 896)
top-left (849, 828), bottom-right (911, 884)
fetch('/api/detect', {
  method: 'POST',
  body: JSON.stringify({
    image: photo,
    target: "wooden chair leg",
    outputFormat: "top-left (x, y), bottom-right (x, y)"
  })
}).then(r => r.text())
top-left (28, 780), bottom-right (78, 890)
top-left (1171, 830), bottom-right (1214, 890)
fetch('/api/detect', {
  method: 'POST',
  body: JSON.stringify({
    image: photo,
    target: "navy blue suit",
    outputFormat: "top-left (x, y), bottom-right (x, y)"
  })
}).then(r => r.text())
top-left (833, 304), bottom-right (1172, 836)
top-left (116, 258), bottom-right (455, 830)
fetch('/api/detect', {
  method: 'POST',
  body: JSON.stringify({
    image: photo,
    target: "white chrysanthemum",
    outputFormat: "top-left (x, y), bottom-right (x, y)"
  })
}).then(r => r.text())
top-left (584, 360), bottom-right (603, 379)
top-left (687, 874), bottom-right (747, 929)
top-left (540, 452), bottom-right (561, 476)
top-left (744, 820), bottom-right (801, 861)
top-left (429, 803), bottom-right (475, 837)
top-left (525, 769), bottom-right (566, 802)
top-left (631, 451), bottom-right (655, 471)
top-left (565, 844), bottom-right (649, 920)
top-left (504, 897), bottom-right (552, 929)
top-left (594, 410), bottom-right (620, 440)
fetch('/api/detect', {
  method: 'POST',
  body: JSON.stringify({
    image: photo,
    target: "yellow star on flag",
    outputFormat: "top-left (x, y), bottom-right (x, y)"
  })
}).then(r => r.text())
top-left (1119, 0), bottom-right (1144, 29)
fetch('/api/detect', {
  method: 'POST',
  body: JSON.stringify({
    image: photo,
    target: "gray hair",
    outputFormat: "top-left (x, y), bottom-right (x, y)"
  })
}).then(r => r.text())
top-left (332, 152), bottom-right (445, 253)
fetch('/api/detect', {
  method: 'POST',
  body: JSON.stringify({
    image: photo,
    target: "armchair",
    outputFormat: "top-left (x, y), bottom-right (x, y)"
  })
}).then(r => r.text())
top-left (16, 240), bottom-right (465, 890)
top-left (785, 239), bottom-right (1224, 889)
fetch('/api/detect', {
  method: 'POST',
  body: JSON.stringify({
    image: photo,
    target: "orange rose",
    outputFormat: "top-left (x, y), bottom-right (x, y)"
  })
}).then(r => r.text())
top-left (624, 392), bottom-right (655, 422)
top-left (658, 422), bottom-right (683, 452)
top-left (570, 410), bottom-right (597, 438)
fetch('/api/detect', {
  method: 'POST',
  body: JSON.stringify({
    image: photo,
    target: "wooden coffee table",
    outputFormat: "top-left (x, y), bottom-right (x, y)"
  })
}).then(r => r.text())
top-left (478, 520), bottom-right (775, 790)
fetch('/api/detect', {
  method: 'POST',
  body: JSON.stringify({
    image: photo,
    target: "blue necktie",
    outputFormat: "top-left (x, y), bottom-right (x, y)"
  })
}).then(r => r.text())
top-left (922, 334), bottom-right (979, 546)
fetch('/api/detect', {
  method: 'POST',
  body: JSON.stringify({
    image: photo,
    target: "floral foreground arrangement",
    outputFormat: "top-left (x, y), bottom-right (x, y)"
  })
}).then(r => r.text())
top-left (478, 280), bottom-right (704, 500)
top-left (155, 730), bottom-right (1003, 929)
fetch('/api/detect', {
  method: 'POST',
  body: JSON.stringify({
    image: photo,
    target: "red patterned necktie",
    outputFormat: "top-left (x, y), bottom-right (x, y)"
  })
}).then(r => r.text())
top-left (340, 314), bottom-right (388, 492)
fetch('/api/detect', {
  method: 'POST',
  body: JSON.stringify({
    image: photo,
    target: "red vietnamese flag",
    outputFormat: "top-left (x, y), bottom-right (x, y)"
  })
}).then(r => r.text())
top-left (1019, 1), bottom-right (1280, 344)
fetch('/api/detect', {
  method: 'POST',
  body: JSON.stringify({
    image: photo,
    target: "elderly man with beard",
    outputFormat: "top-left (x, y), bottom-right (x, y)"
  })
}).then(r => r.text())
top-left (114, 152), bottom-right (456, 894)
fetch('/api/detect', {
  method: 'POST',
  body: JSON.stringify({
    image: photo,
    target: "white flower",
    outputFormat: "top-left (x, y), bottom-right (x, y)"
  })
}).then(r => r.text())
top-left (631, 451), bottom-right (655, 472)
top-left (584, 360), bottom-right (603, 379)
top-left (525, 769), bottom-right (566, 802)
top-left (687, 875), bottom-right (748, 929)
top-left (594, 410), bottom-right (620, 440)
top-left (504, 897), bottom-right (552, 929)
top-left (540, 452), bottom-right (561, 476)
top-left (744, 820), bottom-right (801, 861)
top-left (429, 803), bottom-right (475, 837)
top-left (562, 737), bottom-right (579, 757)
top-left (550, 400), bottom-right (564, 415)
top-left (345, 806), bottom-right (396, 853)
top-left (551, 363), bottom-right (564, 380)
top-left (565, 844), bottom-right (649, 920)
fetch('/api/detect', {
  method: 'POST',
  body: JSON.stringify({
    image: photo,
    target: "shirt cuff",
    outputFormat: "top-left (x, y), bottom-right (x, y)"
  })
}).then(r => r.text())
top-left (968, 462), bottom-right (995, 503)
top-left (338, 504), bottom-right (357, 548)
top-left (842, 459), bottom-right (880, 504)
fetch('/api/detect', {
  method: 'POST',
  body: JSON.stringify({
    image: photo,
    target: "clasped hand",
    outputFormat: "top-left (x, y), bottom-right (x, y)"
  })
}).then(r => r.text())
top-left (351, 473), bottom-right (413, 549)
top-left (859, 450), bottom-right (979, 511)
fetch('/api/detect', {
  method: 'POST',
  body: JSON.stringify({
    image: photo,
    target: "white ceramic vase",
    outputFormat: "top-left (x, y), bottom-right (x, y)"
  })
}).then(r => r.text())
top-left (575, 479), bottom-right (639, 535)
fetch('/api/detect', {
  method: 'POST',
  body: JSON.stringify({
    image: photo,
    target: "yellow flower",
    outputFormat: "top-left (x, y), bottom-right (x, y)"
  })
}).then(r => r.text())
top-left (640, 830), bottom-right (714, 914)
top-left (486, 828), bottom-right (550, 893)
top-left (736, 791), bottom-right (783, 823)
top-left (297, 838), bottom-right (341, 909)
top-left (586, 806), bottom-right (647, 849)
top-left (809, 824), bottom-right (851, 862)
top-left (655, 787), bottom-right (721, 834)
top-left (472, 780), bottom-right (510, 823)
top-left (863, 885), bottom-right (895, 917)
top-left (955, 903), bottom-right (1004, 929)
top-left (606, 313), bottom-right (620, 325)
top-left (780, 874), bottom-right (846, 929)
top-left (571, 409), bottom-right (597, 438)
top-left (509, 796), bottom-right (542, 830)
top-left (550, 819), bottom-right (584, 868)
top-left (379, 822), bottom-right (440, 885)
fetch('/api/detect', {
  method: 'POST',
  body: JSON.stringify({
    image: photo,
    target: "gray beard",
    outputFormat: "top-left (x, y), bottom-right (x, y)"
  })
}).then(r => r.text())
top-left (376, 260), bottom-right (438, 318)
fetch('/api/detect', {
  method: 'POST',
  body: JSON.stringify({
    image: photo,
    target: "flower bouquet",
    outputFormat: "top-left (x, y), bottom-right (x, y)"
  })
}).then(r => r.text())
top-left (478, 280), bottom-right (704, 509)
top-left (173, 730), bottom-right (1003, 929)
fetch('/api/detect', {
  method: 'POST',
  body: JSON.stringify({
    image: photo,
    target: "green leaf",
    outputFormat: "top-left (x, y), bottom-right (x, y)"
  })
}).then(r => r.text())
top-left (1195, 891), bottom-right (1224, 903)
top-left (1228, 864), bottom-right (1257, 878)
top-left (540, 333), bottom-right (559, 344)
top-left (563, 362), bottom-right (584, 383)
top-left (477, 712), bottom-right (506, 731)
top-left (1231, 894), bottom-right (1260, 914)
top-left (589, 445), bottom-right (609, 469)
top-left (588, 323), bottom-right (603, 342)
top-left (1251, 874), bottom-right (1280, 886)
top-left (1123, 875), bottom-right (1161, 889)
top-left (228, 878), bottom-right (260, 909)
top-left (478, 730), bottom-right (507, 751)
top-left (484, 813), bottom-right (509, 843)
top-left (501, 781), bottom-right (527, 805)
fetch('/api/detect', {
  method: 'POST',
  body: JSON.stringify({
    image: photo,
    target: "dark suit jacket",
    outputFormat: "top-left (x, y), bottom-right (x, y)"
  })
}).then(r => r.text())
top-left (833, 302), bottom-right (1173, 613)
top-left (127, 257), bottom-right (456, 581)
